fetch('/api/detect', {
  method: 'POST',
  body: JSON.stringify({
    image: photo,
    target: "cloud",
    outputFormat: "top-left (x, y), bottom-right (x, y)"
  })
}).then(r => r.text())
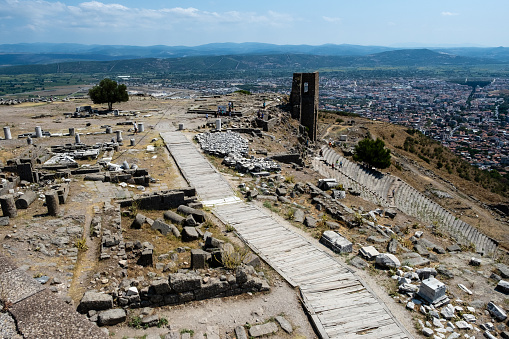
top-left (0, 0), bottom-right (295, 33)
top-left (441, 12), bottom-right (459, 16)
top-left (323, 16), bottom-right (341, 23)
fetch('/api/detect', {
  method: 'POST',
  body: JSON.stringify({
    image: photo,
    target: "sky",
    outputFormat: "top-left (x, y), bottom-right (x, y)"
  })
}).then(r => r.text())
top-left (0, 0), bottom-right (508, 47)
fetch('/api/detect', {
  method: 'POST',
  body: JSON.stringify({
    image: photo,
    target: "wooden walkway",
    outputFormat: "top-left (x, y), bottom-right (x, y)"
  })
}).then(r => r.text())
top-left (161, 131), bottom-right (412, 339)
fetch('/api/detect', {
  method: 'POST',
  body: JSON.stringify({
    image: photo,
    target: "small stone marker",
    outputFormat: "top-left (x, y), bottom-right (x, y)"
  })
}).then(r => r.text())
top-left (248, 322), bottom-right (278, 337)
top-left (275, 316), bottom-right (293, 333)
top-left (234, 326), bottom-right (248, 339)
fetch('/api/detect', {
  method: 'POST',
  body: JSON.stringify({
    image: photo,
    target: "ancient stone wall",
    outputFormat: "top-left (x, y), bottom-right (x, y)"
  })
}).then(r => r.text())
top-left (290, 72), bottom-right (319, 141)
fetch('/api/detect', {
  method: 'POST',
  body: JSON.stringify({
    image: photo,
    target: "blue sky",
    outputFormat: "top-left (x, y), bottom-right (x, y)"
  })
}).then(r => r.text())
top-left (0, 0), bottom-right (508, 47)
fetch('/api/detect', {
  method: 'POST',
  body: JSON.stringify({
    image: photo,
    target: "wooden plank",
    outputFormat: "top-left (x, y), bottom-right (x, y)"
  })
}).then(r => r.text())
top-left (163, 131), bottom-right (412, 339)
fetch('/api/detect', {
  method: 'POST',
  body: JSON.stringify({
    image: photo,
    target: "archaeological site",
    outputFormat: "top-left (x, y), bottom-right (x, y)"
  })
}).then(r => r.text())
top-left (0, 73), bottom-right (509, 339)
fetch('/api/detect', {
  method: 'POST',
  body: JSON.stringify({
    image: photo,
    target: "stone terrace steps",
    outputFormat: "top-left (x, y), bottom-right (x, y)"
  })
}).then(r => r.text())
top-left (0, 253), bottom-right (107, 339)
top-left (162, 131), bottom-right (412, 339)
top-left (317, 146), bottom-right (498, 255)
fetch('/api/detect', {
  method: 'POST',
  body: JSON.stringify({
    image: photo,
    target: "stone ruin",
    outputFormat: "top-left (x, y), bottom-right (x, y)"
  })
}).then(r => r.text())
top-left (290, 72), bottom-right (319, 141)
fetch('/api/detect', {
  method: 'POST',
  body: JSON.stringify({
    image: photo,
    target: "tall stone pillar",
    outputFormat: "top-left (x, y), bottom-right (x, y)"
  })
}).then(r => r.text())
top-left (116, 130), bottom-right (123, 142)
top-left (137, 123), bottom-right (144, 133)
top-left (69, 127), bottom-right (75, 136)
top-left (75, 133), bottom-right (81, 144)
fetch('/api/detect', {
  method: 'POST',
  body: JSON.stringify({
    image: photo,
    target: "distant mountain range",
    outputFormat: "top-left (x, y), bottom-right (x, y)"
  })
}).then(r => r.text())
top-left (1, 42), bottom-right (509, 67)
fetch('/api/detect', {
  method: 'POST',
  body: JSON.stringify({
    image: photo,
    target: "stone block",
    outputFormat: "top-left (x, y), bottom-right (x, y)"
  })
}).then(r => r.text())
top-left (98, 308), bottom-right (126, 326)
top-left (78, 291), bottom-right (113, 313)
top-left (293, 209), bottom-right (305, 223)
top-left (182, 227), bottom-right (199, 241)
top-left (375, 253), bottom-right (401, 269)
top-left (496, 280), bottom-right (509, 294)
top-left (319, 231), bottom-right (352, 253)
top-left (137, 249), bottom-right (153, 267)
top-left (275, 316), bottom-right (293, 333)
top-left (150, 279), bottom-right (171, 294)
top-left (141, 315), bottom-right (159, 327)
top-left (169, 272), bottom-right (201, 293)
top-left (304, 216), bottom-right (317, 228)
top-left (0, 216), bottom-right (9, 226)
top-left (191, 249), bottom-right (210, 269)
top-left (487, 302), bottom-right (507, 321)
top-left (359, 246), bottom-right (379, 260)
top-left (184, 215), bottom-right (197, 226)
top-left (151, 218), bottom-right (172, 235)
top-left (235, 326), bottom-right (248, 339)
top-left (417, 277), bottom-right (447, 304)
top-left (248, 322), bottom-right (278, 337)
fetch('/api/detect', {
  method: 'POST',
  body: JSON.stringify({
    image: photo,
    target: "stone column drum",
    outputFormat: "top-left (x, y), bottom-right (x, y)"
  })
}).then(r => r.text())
top-left (0, 195), bottom-right (17, 218)
top-left (45, 191), bottom-right (60, 216)
top-left (3, 127), bottom-right (11, 140)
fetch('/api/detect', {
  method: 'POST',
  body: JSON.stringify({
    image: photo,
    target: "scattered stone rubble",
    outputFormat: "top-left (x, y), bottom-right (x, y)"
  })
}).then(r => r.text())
top-left (195, 131), bottom-right (248, 157)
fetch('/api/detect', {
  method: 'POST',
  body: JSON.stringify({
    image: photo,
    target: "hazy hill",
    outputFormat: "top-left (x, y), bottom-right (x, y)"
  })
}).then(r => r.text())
top-left (0, 49), bottom-right (500, 75)
top-left (1, 42), bottom-right (509, 67)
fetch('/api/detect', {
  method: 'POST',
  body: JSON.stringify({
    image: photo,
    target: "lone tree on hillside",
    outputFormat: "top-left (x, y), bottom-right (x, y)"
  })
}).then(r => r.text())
top-left (353, 137), bottom-right (391, 169)
top-left (88, 78), bottom-right (128, 111)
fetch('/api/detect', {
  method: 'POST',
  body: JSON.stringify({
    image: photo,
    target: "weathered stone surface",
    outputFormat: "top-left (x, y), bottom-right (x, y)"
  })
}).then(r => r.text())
top-left (131, 213), bottom-right (146, 229)
top-left (141, 315), bottom-right (159, 327)
top-left (169, 272), bottom-right (201, 293)
top-left (150, 279), bottom-right (171, 294)
top-left (349, 256), bottom-right (368, 269)
top-left (387, 238), bottom-right (398, 253)
top-left (275, 316), bottom-right (293, 333)
top-left (0, 216), bottom-right (9, 226)
top-left (496, 280), bottom-right (509, 294)
top-left (151, 218), bottom-right (172, 235)
top-left (9, 289), bottom-right (107, 339)
top-left (422, 327), bottom-right (433, 337)
top-left (359, 246), bottom-right (379, 260)
top-left (248, 322), bottom-right (278, 337)
top-left (487, 302), bottom-right (507, 321)
top-left (304, 216), bottom-right (317, 228)
top-left (98, 308), bottom-right (126, 326)
top-left (496, 264), bottom-right (509, 279)
top-left (182, 227), bottom-right (199, 241)
top-left (234, 326), bottom-right (248, 339)
top-left (177, 205), bottom-right (206, 223)
top-left (164, 331), bottom-right (180, 339)
top-left (0, 194), bottom-right (17, 218)
top-left (320, 231), bottom-right (352, 253)
top-left (293, 209), bottom-right (305, 223)
top-left (191, 249), bottom-right (210, 269)
top-left (367, 236), bottom-right (389, 244)
top-left (163, 210), bottom-right (185, 225)
top-left (446, 244), bottom-right (461, 252)
top-left (78, 291), bottom-right (113, 313)
top-left (15, 190), bottom-right (37, 209)
top-left (375, 253), bottom-right (401, 269)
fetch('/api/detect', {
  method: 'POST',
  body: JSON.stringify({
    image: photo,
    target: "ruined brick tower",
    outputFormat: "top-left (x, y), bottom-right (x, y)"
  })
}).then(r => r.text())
top-left (290, 72), bottom-right (319, 141)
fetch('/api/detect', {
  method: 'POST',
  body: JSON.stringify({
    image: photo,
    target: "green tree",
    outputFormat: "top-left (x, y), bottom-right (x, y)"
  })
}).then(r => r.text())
top-left (88, 78), bottom-right (128, 111)
top-left (353, 138), bottom-right (391, 169)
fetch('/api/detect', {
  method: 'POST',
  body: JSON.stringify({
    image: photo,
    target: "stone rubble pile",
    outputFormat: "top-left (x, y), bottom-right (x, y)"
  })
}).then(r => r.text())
top-left (195, 131), bottom-right (249, 157)
top-left (223, 153), bottom-right (280, 173)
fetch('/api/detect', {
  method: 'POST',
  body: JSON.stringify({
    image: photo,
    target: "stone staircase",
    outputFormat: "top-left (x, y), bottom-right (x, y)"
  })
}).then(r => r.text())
top-left (318, 146), bottom-right (498, 256)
